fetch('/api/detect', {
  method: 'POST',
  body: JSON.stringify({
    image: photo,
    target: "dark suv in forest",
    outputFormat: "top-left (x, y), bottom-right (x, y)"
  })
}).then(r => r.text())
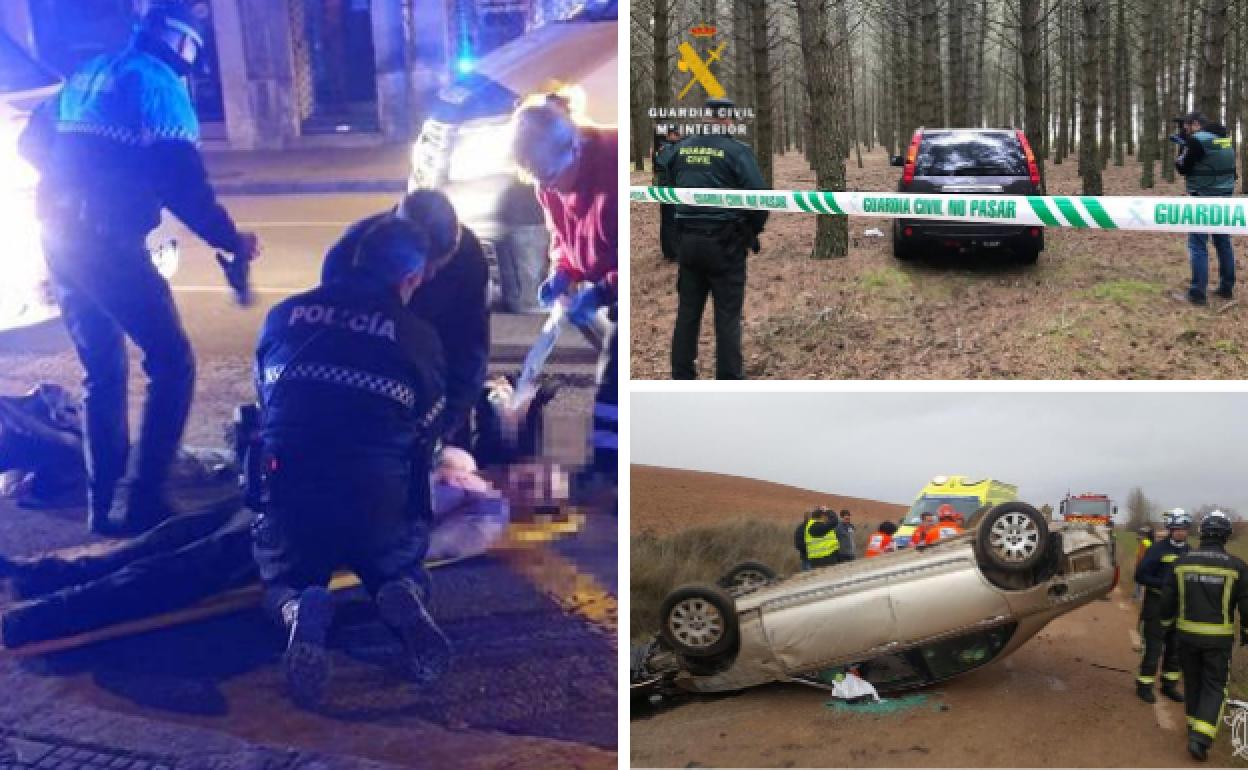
top-left (890, 128), bottom-right (1045, 263)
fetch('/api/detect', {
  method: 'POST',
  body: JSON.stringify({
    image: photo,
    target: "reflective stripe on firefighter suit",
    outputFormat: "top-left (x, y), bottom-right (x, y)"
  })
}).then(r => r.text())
top-left (1161, 544), bottom-right (1248, 748)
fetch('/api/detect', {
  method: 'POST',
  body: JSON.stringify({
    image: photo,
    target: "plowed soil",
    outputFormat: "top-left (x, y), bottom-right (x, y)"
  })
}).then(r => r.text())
top-left (630, 465), bottom-right (907, 535)
top-left (630, 149), bottom-right (1248, 380)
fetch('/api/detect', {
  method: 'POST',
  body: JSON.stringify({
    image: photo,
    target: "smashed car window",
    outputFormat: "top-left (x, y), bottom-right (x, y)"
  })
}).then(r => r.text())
top-left (915, 132), bottom-right (1027, 177)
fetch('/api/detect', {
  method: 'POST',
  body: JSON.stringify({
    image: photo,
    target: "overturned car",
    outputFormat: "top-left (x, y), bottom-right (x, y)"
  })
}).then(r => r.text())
top-left (633, 502), bottom-right (1117, 700)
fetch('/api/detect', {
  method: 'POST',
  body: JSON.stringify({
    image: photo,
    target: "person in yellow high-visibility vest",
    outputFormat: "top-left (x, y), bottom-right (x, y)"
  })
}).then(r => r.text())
top-left (805, 509), bottom-right (842, 568)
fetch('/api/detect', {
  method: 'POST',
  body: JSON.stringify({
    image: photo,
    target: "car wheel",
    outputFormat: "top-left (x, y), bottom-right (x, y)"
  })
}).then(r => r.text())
top-left (976, 502), bottom-right (1050, 572)
top-left (659, 584), bottom-right (739, 658)
top-left (717, 561), bottom-right (777, 596)
top-left (1016, 244), bottom-right (1041, 265)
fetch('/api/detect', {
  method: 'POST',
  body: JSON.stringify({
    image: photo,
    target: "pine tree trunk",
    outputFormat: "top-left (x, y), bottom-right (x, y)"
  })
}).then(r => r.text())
top-left (748, 0), bottom-right (773, 185)
top-left (947, 0), bottom-right (966, 125)
top-left (733, 0), bottom-right (752, 110)
top-left (794, 0), bottom-right (849, 258)
top-left (1056, 0), bottom-right (1069, 165)
top-left (920, 0), bottom-right (942, 125)
top-left (1112, 0), bottom-right (1126, 165)
top-left (1080, 0), bottom-right (1104, 194)
top-left (1097, 0), bottom-right (1112, 169)
top-left (1196, 0), bottom-right (1229, 120)
top-left (1138, 0), bottom-right (1160, 188)
top-left (1021, 0), bottom-right (1045, 175)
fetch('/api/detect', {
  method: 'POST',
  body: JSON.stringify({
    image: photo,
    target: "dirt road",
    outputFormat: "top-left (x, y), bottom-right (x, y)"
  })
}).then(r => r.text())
top-left (631, 584), bottom-right (1240, 768)
top-left (631, 149), bottom-right (1248, 380)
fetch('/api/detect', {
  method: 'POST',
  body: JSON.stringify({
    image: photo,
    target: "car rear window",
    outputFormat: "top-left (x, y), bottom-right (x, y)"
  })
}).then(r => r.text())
top-left (915, 132), bottom-right (1027, 177)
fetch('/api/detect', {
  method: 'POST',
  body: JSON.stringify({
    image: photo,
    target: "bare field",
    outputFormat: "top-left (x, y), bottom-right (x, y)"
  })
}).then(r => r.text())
top-left (630, 149), bottom-right (1248, 380)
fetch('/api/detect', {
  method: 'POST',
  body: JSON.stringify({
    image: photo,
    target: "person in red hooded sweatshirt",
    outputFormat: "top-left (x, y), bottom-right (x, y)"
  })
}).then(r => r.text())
top-left (512, 97), bottom-right (618, 493)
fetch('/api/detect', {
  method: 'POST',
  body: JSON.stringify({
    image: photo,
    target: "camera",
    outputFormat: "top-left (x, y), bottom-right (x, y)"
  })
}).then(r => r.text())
top-left (1168, 118), bottom-right (1189, 147)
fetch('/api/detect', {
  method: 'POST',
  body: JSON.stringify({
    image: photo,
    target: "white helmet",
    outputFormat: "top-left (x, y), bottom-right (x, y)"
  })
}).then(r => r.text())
top-left (1168, 509), bottom-right (1193, 529)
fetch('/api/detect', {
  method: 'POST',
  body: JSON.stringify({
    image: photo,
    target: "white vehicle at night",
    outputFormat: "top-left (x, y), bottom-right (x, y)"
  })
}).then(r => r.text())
top-left (0, 32), bottom-right (178, 334)
top-left (408, 0), bottom-right (618, 313)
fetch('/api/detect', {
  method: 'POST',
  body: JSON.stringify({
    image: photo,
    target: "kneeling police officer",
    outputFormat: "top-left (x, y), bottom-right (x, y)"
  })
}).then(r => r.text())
top-left (253, 214), bottom-right (451, 705)
top-left (1162, 510), bottom-right (1248, 762)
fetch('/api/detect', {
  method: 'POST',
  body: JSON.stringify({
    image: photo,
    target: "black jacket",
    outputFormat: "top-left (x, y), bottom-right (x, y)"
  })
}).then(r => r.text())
top-left (1135, 538), bottom-right (1190, 593)
top-left (794, 519), bottom-right (808, 559)
top-left (1161, 542), bottom-right (1248, 646)
top-left (655, 134), bottom-right (769, 235)
top-left (1176, 122), bottom-right (1230, 176)
top-left (323, 217), bottom-right (489, 440)
top-left (255, 279), bottom-right (445, 463)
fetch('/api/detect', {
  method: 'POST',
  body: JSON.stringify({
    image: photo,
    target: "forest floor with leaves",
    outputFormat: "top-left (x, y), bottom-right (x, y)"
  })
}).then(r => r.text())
top-left (629, 148), bottom-right (1248, 380)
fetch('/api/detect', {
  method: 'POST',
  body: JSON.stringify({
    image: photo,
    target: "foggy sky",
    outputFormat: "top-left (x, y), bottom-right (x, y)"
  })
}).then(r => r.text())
top-left (632, 392), bottom-right (1248, 519)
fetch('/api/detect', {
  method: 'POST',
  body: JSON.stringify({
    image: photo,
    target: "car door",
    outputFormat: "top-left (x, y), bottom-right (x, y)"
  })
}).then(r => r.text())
top-left (890, 551), bottom-right (1012, 644)
top-left (757, 569), bottom-right (899, 675)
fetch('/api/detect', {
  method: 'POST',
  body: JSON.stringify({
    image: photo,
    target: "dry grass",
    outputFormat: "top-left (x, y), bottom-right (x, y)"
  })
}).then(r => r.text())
top-left (630, 518), bottom-right (804, 641)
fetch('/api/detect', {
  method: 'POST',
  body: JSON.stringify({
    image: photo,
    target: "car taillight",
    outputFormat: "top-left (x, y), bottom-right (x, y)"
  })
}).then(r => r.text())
top-left (1029, 227), bottom-right (1041, 238)
top-left (902, 130), bottom-right (921, 186)
top-left (903, 227), bottom-right (913, 237)
top-left (1016, 130), bottom-right (1042, 189)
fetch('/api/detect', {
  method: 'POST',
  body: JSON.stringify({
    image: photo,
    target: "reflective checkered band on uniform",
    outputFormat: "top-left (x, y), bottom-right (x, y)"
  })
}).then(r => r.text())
top-left (264, 362), bottom-right (416, 409)
top-left (58, 121), bottom-right (199, 146)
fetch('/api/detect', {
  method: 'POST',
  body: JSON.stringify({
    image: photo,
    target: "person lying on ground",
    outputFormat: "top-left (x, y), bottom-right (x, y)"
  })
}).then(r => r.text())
top-left (0, 449), bottom-right (511, 651)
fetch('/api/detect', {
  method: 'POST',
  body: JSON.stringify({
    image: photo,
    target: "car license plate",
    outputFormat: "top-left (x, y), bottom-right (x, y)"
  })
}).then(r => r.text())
top-left (981, 240), bottom-right (1001, 248)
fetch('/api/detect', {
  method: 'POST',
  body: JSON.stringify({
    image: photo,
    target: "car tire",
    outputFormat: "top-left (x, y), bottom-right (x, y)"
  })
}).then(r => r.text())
top-left (1016, 244), bottom-right (1041, 265)
top-left (975, 502), bottom-right (1050, 572)
top-left (659, 584), bottom-right (739, 659)
top-left (717, 561), bottom-right (777, 596)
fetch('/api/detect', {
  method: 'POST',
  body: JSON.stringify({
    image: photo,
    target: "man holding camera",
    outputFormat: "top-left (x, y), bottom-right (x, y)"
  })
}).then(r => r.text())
top-left (1172, 111), bottom-right (1238, 306)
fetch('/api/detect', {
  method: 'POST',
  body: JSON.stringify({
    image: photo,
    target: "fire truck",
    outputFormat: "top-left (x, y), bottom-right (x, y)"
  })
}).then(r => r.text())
top-left (1056, 493), bottom-right (1116, 526)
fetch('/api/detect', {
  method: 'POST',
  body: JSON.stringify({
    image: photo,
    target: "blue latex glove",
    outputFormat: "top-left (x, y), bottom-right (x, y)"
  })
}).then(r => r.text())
top-left (537, 271), bottom-right (573, 308)
top-left (567, 283), bottom-right (605, 326)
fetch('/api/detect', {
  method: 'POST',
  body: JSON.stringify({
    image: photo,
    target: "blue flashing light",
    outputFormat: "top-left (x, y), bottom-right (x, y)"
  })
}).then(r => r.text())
top-left (455, 56), bottom-right (475, 75)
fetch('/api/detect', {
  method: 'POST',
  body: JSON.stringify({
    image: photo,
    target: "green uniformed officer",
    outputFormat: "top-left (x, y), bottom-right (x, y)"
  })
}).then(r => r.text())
top-left (1135, 508), bottom-right (1190, 703)
top-left (655, 98), bottom-right (768, 380)
top-left (655, 127), bottom-right (682, 262)
top-left (1161, 510), bottom-right (1248, 762)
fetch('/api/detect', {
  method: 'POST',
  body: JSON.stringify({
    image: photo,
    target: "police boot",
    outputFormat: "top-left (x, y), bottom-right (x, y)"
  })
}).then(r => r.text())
top-left (281, 587), bottom-right (334, 706)
top-left (376, 579), bottom-right (452, 687)
top-left (1160, 680), bottom-right (1184, 703)
top-left (1188, 739), bottom-right (1209, 762)
top-left (1135, 682), bottom-right (1156, 703)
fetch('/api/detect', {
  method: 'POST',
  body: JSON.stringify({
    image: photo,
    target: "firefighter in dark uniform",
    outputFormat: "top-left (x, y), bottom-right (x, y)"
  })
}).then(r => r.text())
top-left (1135, 508), bottom-right (1191, 704)
top-left (20, 2), bottom-right (259, 535)
top-left (656, 97), bottom-right (768, 380)
top-left (1161, 510), bottom-right (1248, 761)
top-left (252, 214), bottom-right (451, 705)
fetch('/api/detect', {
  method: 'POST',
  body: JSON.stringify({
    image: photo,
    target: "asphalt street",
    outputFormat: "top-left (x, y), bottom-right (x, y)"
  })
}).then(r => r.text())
top-left (0, 192), bottom-right (617, 769)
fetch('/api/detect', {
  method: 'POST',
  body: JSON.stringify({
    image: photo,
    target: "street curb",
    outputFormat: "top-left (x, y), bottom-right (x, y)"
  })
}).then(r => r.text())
top-left (211, 180), bottom-right (407, 196)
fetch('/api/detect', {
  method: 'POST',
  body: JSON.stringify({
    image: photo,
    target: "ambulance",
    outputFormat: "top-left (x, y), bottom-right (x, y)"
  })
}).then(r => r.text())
top-left (892, 475), bottom-right (1019, 549)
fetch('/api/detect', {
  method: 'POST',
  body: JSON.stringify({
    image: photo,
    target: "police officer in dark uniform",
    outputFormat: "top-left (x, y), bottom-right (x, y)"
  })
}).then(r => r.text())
top-left (656, 97), bottom-right (768, 380)
top-left (1174, 111), bottom-right (1239, 305)
top-left (322, 190), bottom-right (489, 444)
top-left (253, 215), bottom-right (451, 705)
top-left (1161, 510), bottom-right (1248, 761)
top-left (1135, 508), bottom-right (1191, 704)
top-left (21, 2), bottom-right (259, 535)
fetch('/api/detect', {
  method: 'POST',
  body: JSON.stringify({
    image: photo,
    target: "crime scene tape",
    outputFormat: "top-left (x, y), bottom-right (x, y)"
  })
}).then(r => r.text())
top-left (630, 186), bottom-right (1248, 235)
